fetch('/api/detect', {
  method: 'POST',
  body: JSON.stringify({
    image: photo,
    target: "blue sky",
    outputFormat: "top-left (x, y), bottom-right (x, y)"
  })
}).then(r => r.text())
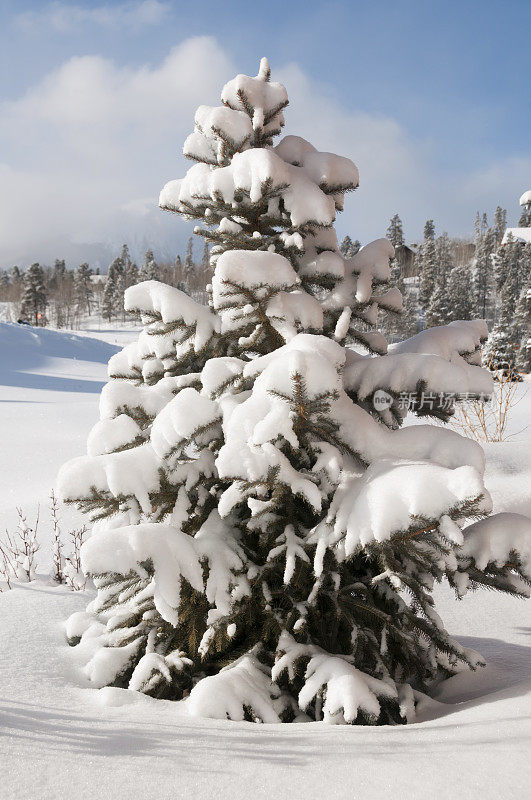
top-left (1, 0), bottom-right (529, 268)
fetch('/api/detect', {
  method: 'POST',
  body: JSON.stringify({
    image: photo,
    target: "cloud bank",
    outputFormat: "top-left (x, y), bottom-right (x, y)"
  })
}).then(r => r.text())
top-left (1, 36), bottom-right (529, 269)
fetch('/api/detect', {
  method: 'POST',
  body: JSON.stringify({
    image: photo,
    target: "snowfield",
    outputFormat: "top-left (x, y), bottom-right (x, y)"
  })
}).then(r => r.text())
top-left (0, 322), bottom-right (530, 800)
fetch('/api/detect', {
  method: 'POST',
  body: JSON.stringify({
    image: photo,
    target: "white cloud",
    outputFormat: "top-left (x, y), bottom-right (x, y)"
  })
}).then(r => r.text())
top-left (16, 1), bottom-right (170, 33)
top-left (0, 37), bottom-right (235, 266)
top-left (1, 37), bottom-right (528, 269)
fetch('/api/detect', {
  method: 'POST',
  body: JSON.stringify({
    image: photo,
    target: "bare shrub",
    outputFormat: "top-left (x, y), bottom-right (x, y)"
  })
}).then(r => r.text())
top-left (448, 369), bottom-right (527, 443)
top-left (0, 507), bottom-right (40, 585)
top-left (64, 525), bottom-right (88, 591)
top-left (50, 490), bottom-right (65, 584)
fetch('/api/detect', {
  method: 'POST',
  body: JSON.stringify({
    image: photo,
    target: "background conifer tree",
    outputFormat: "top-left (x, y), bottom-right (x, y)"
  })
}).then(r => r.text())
top-left (20, 262), bottom-right (47, 325)
top-left (74, 262), bottom-right (94, 316)
top-left (419, 220), bottom-right (437, 311)
top-left (140, 249), bottom-right (159, 281)
top-left (339, 235), bottom-right (361, 258)
top-left (184, 236), bottom-right (195, 287)
top-left (447, 264), bottom-right (474, 322)
top-left (493, 205), bottom-right (507, 247)
top-left (473, 227), bottom-right (495, 322)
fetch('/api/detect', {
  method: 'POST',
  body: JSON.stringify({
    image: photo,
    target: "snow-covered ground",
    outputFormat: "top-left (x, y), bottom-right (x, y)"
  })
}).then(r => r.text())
top-left (0, 321), bottom-right (530, 800)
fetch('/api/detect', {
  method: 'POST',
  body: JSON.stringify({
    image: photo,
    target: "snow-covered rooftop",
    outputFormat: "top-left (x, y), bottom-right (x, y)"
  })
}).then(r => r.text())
top-left (502, 227), bottom-right (531, 245)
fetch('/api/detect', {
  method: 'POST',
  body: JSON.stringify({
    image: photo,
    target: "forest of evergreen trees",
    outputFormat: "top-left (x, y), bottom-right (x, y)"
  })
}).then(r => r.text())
top-left (339, 206), bottom-right (530, 374)
top-left (0, 237), bottom-right (212, 329)
top-left (1, 208), bottom-right (529, 373)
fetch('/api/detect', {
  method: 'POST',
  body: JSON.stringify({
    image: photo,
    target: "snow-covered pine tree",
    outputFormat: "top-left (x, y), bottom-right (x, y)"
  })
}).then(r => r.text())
top-left (382, 214), bottom-right (412, 341)
top-left (140, 249), bottom-right (159, 281)
top-left (184, 236), bottom-right (195, 287)
top-left (473, 227), bottom-right (495, 323)
top-left (0, 270), bottom-right (10, 292)
top-left (50, 258), bottom-right (66, 290)
top-left (11, 265), bottom-right (23, 286)
top-left (74, 262), bottom-right (94, 317)
top-left (424, 232), bottom-right (456, 328)
top-left (339, 235), bottom-right (361, 258)
top-left (513, 287), bottom-right (530, 372)
top-left (102, 256), bottom-right (125, 321)
top-left (419, 220), bottom-right (437, 311)
top-left (58, 59), bottom-right (531, 726)
top-left (516, 242), bottom-right (531, 301)
top-left (20, 263), bottom-right (47, 325)
top-left (173, 254), bottom-right (183, 283)
top-left (200, 240), bottom-right (212, 287)
top-left (447, 264), bottom-right (474, 322)
top-left (102, 259), bottom-right (119, 321)
top-left (386, 214), bottom-right (404, 250)
top-left (483, 270), bottom-right (521, 377)
top-left (493, 205), bottom-right (507, 248)
top-left (495, 232), bottom-right (514, 292)
top-left (435, 232), bottom-right (453, 285)
top-left (425, 282), bottom-right (453, 328)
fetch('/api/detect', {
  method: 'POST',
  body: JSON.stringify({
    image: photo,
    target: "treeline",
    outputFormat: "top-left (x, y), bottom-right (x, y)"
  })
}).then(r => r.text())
top-left (341, 206), bottom-right (530, 371)
top-left (0, 237), bottom-right (211, 328)
top-left (1, 209), bottom-right (529, 371)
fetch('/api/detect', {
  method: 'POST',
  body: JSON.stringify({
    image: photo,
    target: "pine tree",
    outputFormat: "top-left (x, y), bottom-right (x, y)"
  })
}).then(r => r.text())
top-left (447, 264), bottom-right (474, 322)
top-left (102, 257), bottom-right (124, 321)
top-left (59, 58), bottom-right (531, 726)
top-left (493, 206), bottom-right (507, 248)
top-left (184, 237), bottom-right (195, 287)
top-left (0, 270), bottom-right (10, 292)
top-left (425, 282), bottom-right (453, 327)
top-left (121, 244), bottom-right (132, 277)
top-left (140, 249), bottom-right (159, 281)
top-left (419, 220), bottom-right (437, 311)
top-left (513, 288), bottom-right (530, 372)
top-left (386, 214), bottom-right (404, 249)
top-left (50, 258), bottom-right (66, 290)
top-left (173, 254), bottom-right (183, 284)
top-left (20, 263), bottom-right (47, 325)
top-left (381, 215), bottom-right (411, 342)
top-left (339, 235), bottom-right (361, 258)
top-left (101, 273), bottom-right (115, 322)
top-left (473, 227), bottom-right (495, 322)
top-left (517, 243), bottom-right (531, 300)
top-left (435, 231), bottom-right (453, 285)
top-left (120, 244), bottom-right (139, 289)
top-left (74, 262), bottom-right (93, 316)
top-left (200, 240), bottom-right (211, 286)
top-left (483, 270), bottom-right (521, 377)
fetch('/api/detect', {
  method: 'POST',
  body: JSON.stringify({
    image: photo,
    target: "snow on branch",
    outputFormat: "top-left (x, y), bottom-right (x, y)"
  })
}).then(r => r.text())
top-left (461, 512), bottom-right (531, 575)
top-left (322, 459), bottom-right (489, 555)
top-left (125, 280), bottom-right (219, 351)
top-left (344, 351), bottom-right (493, 406)
top-left (57, 442), bottom-right (162, 517)
top-left (392, 320), bottom-right (489, 367)
top-left (81, 523), bottom-right (203, 627)
top-left (160, 149), bottom-right (337, 229)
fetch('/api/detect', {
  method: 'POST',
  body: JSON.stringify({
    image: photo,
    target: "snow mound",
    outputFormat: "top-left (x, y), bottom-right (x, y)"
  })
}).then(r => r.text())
top-left (0, 321), bottom-right (119, 369)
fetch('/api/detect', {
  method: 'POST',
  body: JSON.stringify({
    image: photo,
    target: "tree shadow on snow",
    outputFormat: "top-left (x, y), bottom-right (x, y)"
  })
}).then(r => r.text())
top-left (0, 369), bottom-right (107, 394)
top-left (0, 699), bottom-right (320, 769)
